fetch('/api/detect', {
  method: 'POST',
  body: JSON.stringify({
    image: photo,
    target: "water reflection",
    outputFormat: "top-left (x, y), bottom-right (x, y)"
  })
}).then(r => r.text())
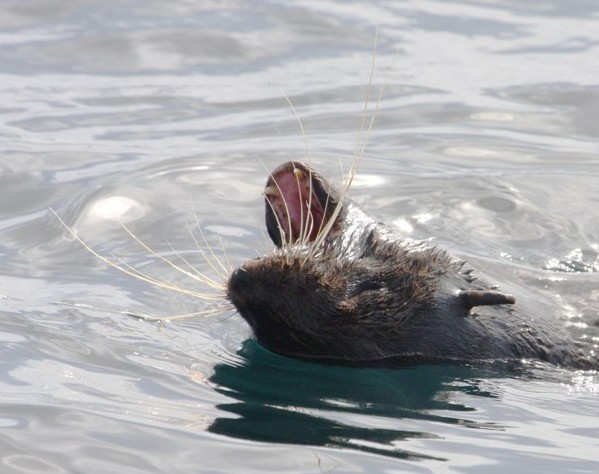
top-left (208, 340), bottom-right (511, 461)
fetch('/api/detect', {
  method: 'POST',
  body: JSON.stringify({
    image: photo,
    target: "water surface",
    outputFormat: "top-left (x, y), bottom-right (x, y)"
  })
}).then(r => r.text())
top-left (1, 0), bottom-right (598, 472)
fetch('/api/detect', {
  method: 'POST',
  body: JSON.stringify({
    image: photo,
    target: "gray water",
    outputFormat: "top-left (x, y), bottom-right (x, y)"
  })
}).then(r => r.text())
top-left (1, 0), bottom-right (598, 472)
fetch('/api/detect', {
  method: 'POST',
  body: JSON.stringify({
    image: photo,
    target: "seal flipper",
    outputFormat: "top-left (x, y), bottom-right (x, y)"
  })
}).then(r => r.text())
top-left (458, 290), bottom-right (516, 311)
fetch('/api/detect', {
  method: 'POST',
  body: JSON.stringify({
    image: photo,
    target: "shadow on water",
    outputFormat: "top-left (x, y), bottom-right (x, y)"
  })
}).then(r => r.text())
top-left (207, 340), bottom-right (522, 461)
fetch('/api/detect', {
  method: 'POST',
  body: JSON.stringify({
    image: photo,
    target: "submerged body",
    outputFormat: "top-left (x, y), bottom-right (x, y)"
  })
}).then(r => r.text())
top-left (228, 161), bottom-right (596, 369)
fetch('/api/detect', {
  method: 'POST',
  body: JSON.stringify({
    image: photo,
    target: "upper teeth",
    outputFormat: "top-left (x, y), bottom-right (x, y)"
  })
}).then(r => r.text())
top-left (263, 185), bottom-right (280, 197)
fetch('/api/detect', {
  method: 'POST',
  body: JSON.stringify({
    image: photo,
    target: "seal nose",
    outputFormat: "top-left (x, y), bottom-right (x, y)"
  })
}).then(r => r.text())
top-left (228, 266), bottom-right (252, 294)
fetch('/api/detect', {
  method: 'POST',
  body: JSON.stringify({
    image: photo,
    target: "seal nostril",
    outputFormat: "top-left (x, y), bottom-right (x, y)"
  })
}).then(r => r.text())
top-left (228, 266), bottom-right (251, 293)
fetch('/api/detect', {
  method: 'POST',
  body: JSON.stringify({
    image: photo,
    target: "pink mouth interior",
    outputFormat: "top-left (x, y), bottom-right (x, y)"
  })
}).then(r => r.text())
top-left (268, 168), bottom-right (326, 244)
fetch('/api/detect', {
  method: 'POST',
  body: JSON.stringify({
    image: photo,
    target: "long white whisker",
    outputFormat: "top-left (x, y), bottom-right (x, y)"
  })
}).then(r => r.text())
top-left (115, 219), bottom-right (226, 290)
top-left (111, 256), bottom-right (224, 300)
top-left (304, 191), bottom-right (332, 264)
top-left (309, 33), bottom-right (394, 253)
top-left (137, 306), bottom-right (234, 322)
top-left (51, 209), bottom-right (225, 304)
top-left (264, 194), bottom-right (288, 249)
top-left (339, 29), bottom-right (378, 207)
top-left (276, 177), bottom-right (294, 251)
top-left (258, 158), bottom-right (293, 253)
top-left (352, 27), bottom-right (378, 174)
top-left (291, 163), bottom-right (306, 246)
top-left (282, 90), bottom-right (311, 162)
top-left (185, 221), bottom-right (228, 282)
top-left (350, 52), bottom-right (396, 189)
top-left (282, 93), bottom-right (318, 250)
top-left (216, 234), bottom-right (233, 274)
top-left (301, 162), bottom-right (316, 249)
top-left (58, 300), bottom-right (233, 323)
top-left (165, 238), bottom-right (225, 291)
top-left (190, 201), bottom-right (230, 277)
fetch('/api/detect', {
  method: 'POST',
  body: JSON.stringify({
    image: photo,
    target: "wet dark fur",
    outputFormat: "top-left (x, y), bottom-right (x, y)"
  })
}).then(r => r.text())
top-left (228, 162), bottom-right (597, 369)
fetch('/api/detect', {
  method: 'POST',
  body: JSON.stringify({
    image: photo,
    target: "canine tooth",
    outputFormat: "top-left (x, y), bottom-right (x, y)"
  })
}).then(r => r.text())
top-left (263, 185), bottom-right (280, 197)
top-left (293, 168), bottom-right (304, 180)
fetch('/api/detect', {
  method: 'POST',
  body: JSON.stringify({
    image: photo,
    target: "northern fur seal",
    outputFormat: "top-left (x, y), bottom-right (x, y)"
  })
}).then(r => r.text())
top-left (228, 161), bottom-right (596, 369)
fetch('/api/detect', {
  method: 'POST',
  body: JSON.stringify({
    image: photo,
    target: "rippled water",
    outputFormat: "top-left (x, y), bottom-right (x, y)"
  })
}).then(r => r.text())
top-left (1, 1), bottom-right (598, 472)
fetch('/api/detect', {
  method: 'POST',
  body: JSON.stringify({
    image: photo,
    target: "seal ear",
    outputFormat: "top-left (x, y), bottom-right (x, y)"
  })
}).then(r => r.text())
top-left (458, 290), bottom-right (515, 311)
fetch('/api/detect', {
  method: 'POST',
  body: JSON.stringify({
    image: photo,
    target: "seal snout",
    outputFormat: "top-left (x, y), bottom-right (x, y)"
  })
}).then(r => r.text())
top-left (228, 265), bottom-right (252, 296)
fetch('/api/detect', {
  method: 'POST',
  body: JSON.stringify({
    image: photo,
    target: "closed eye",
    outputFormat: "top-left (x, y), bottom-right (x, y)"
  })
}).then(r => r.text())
top-left (349, 279), bottom-right (385, 297)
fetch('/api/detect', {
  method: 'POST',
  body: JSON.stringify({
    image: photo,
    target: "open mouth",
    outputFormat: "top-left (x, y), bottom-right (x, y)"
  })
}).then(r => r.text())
top-left (264, 161), bottom-right (333, 247)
